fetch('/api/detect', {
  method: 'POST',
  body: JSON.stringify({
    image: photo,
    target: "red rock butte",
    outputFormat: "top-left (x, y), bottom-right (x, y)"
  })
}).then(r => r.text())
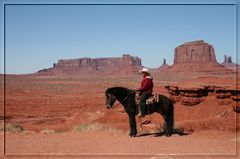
top-left (37, 54), bottom-right (142, 75)
top-left (169, 40), bottom-right (232, 73)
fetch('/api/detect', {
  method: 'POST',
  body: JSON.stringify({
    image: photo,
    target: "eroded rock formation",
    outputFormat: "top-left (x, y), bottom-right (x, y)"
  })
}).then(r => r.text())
top-left (223, 55), bottom-right (232, 63)
top-left (169, 40), bottom-right (232, 73)
top-left (159, 58), bottom-right (169, 70)
top-left (165, 84), bottom-right (239, 111)
top-left (174, 40), bottom-right (217, 64)
top-left (221, 55), bottom-right (240, 71)
top-left (55, 54), bottom-right (141, 68)
top-left (37, 54), bottom-right (142, 75)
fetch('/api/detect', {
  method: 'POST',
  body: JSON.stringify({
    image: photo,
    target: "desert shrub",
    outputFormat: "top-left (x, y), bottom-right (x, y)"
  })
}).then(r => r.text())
top-left (0, 123), bottom-right (24, 133)
top-left (40, 129), bottom-right (56, 134)
top-left (73, 123), bottom-right (119, 132)
top-left (54, 129), bottom-right (67, 133)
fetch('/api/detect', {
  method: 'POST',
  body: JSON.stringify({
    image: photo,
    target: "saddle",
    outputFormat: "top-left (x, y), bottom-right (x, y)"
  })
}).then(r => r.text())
top-left (135, 93), bottom-right (161, 115)
top-left (146, 94), bottom-right (161, 105)
top-left (135, 93), bottom-right (160, 105)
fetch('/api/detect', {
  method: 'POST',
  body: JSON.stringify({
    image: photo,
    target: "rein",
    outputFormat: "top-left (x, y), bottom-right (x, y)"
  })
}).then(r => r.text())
top-left (113, 91), bottom-right (135, 108)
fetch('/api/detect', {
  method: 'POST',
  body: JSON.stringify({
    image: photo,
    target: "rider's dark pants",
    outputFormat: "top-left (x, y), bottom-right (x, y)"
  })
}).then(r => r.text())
top-left (140, 92), bottom-right (151, 115)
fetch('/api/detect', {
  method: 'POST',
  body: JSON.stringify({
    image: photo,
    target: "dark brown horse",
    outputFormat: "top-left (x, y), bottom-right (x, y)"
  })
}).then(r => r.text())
top-left (105, 87), bottom-right (174, 137)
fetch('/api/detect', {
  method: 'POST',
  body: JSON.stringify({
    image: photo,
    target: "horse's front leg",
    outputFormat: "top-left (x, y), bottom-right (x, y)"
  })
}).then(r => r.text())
top-left (128, 113), bottom-right (137, 137)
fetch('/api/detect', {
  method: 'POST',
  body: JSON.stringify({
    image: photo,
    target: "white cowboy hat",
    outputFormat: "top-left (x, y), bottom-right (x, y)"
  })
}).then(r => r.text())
top-left (139, 67), bottom-right (151, 75)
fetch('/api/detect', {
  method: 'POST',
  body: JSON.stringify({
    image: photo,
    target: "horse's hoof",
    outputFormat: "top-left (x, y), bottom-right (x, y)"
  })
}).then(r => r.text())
top-left (128, 134), bottom-right (136, 138)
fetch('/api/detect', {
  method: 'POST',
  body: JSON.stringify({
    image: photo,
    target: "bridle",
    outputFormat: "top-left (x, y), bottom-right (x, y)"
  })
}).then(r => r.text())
top-left (109, 91), bottom-right (135, 108)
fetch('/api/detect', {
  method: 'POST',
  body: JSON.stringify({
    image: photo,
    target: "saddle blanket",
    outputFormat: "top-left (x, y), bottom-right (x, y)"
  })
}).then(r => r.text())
top-left (135, 93), bottom-right (161, 115)
top-left (135, 94), bottom-right (160, 105)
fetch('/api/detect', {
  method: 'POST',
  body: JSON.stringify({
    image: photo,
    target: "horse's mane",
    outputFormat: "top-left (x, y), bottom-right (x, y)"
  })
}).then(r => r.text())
top-left (105, 87), bottom-right (134, 96)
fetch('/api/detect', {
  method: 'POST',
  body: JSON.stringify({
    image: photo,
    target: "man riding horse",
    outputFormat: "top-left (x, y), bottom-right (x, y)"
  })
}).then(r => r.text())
top-left (136, 68), bottom-right (153, 117)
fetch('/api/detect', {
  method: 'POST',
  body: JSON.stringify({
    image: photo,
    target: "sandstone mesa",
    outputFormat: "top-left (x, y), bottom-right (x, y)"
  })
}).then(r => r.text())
top-left (37, 40), bottom-right (235, 75)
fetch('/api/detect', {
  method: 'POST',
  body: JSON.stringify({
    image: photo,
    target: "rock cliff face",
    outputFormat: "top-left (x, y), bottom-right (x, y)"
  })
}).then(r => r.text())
top-left (165, 83), bottom-right (239, 111)
top-left (174, 40), bottom-right (217, 64)
top-left (55, 54), bottom-right (141, 68)
top-left (169, 40), bottom-right (232, 73)
top-left (37, 54), bottom-right (142, 75)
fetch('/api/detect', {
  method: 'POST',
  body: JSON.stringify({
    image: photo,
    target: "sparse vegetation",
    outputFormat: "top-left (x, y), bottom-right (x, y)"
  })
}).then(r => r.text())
top-left (40, 129), bottom-right (56, 134)
top-left (0, 123), bottom-right (24, 133)
top-left (73, 123), bottom-right (120, 132)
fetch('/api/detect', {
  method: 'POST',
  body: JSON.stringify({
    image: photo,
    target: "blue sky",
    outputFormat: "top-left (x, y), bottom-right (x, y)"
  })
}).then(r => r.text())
top-left (0, 0), bottom-right (238, 74)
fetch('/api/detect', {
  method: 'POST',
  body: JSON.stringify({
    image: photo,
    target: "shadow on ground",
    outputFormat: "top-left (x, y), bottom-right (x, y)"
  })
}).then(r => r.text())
top-left (138, 128), bottom-right (190, 137)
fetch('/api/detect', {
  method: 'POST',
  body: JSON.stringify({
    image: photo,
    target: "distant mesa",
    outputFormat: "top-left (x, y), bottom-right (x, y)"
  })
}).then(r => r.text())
top-left (37, 40), bottom-right (235, 75)
top-left (221, 55), bottom-right (239, 71)
top-left (37, 54), bottom-right (142, 75)
top-left (168, 40), bottom-right (232, 73)
top-left (223, 55), bottom-right (232, 64)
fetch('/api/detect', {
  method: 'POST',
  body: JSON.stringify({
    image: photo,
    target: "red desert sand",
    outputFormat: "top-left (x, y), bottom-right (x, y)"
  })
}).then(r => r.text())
top-left (0, 72), bottom-right (239, 159)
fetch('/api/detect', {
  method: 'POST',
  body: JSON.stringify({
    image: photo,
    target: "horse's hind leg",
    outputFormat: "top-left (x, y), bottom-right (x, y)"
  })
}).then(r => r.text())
top-left (164, 117), bottom-right (171, 137)
top-left (168, 111), bottom-right (174, 136)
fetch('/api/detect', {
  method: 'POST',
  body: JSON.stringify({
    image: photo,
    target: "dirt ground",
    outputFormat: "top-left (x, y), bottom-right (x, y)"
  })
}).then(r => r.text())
top-left (1, 130), bottom-right (239, 156)
top-left (0, 72), bottom-right (239, 158)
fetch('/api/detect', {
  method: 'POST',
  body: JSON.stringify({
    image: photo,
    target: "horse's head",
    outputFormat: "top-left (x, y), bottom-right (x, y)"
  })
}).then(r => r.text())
top-left (105, 87), bottom-right (134, 109)
top-left (105, 91), bottom-right (117, 109)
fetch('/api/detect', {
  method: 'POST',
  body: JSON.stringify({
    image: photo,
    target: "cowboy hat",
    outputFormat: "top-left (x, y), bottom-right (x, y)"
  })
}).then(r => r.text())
top-left (139, 67), bottom-right (151, 75)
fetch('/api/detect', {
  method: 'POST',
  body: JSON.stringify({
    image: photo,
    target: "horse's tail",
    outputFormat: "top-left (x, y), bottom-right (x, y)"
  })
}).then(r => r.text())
top-left (169, 102), bottom-right (175, 134)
